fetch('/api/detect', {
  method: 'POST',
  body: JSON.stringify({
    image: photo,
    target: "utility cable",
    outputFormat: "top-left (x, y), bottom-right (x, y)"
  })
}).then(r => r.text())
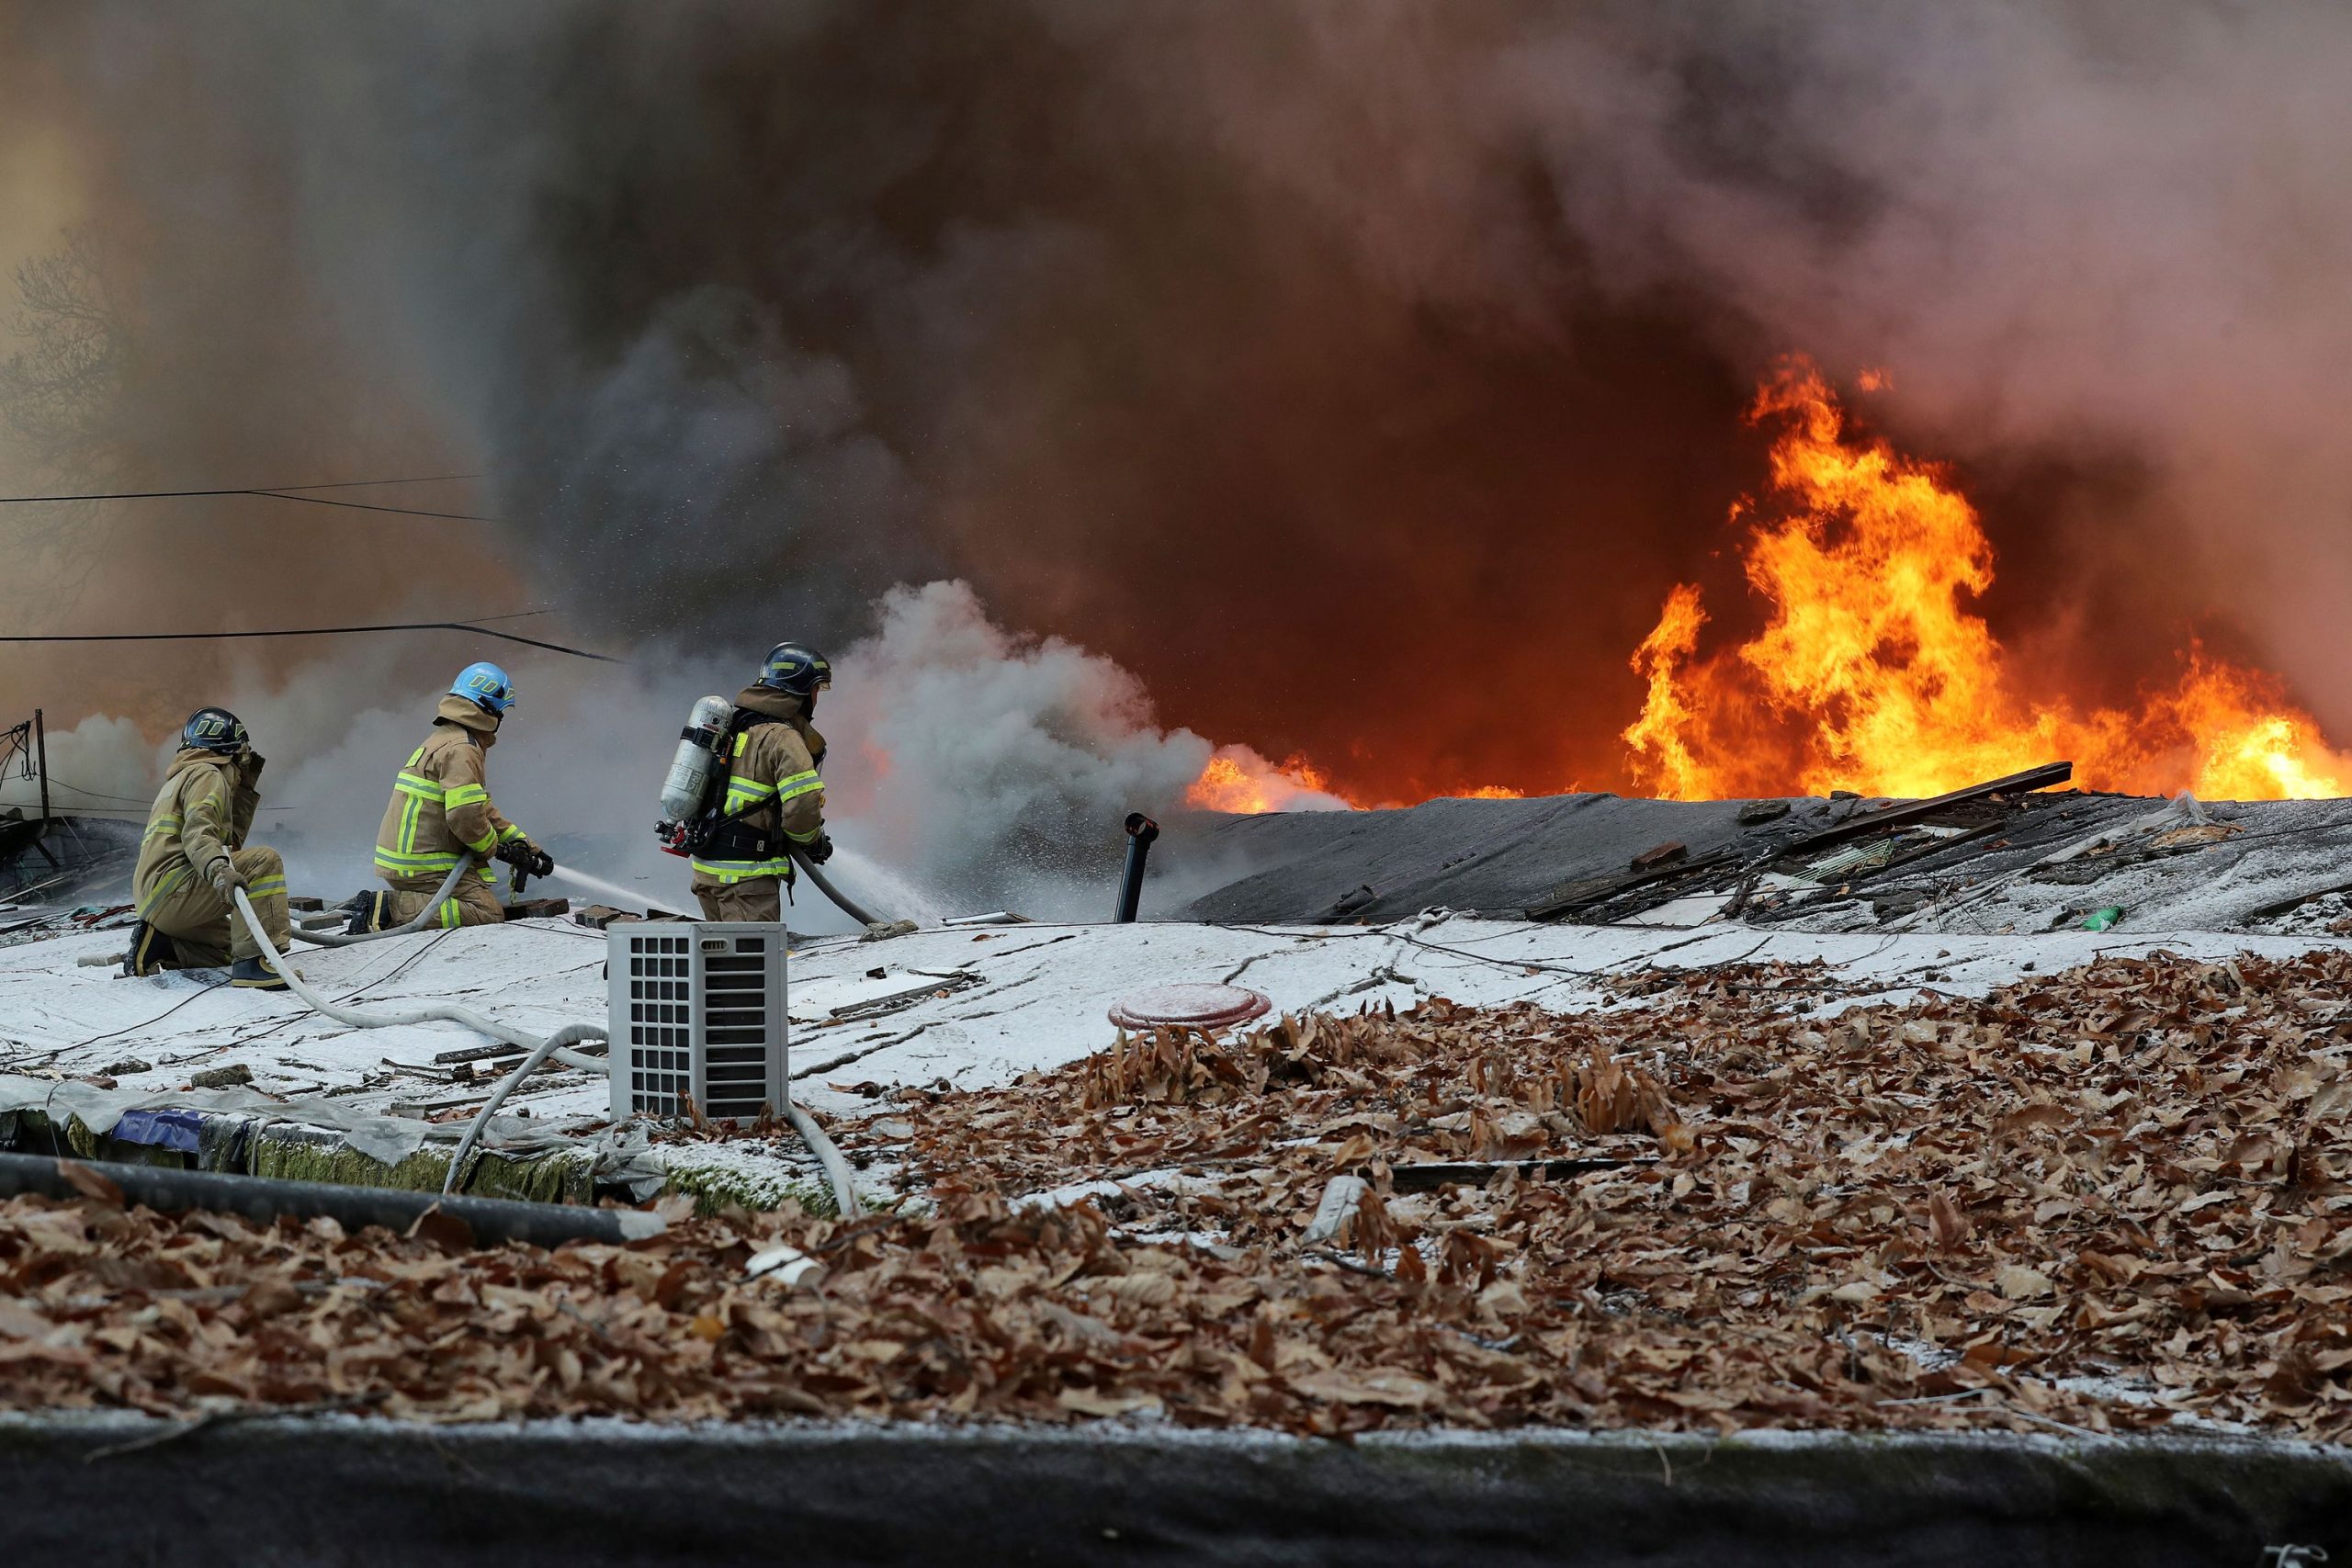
top-left (0, 618), bottom-right (618, 662)
top-left (0, 473), bottom-right (492, 524)
top-left (244, 492), bottom-right (490, 522)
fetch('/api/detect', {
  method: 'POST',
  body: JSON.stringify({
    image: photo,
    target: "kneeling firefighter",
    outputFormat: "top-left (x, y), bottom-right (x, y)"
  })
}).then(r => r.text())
top-left (662, 642), bottom-right (833, 922)
top-left (353, 662), bottom-right (551, 931)
top-left (127, 707), bottom-right (292, 988)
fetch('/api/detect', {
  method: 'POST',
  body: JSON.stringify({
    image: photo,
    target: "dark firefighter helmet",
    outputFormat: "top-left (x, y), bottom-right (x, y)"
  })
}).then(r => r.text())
top-left (757, 642), bottom-right (833, 697)
top-left (181, 706), bottom-right (250, 754)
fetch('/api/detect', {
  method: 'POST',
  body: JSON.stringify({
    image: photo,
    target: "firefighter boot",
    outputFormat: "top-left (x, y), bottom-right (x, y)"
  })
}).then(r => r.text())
top-left (230, 954), bottom-right (289, 991)
top-left (340, 889), bottom-right (389, 935)
top-left (123, 920), bottom-right (177, 977)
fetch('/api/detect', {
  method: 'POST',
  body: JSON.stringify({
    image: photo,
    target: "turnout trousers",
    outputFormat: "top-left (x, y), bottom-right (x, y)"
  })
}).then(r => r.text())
top-left (143, 845), bottom-right (292, 965)
top-left (384, 867), bottom-right (505, 928)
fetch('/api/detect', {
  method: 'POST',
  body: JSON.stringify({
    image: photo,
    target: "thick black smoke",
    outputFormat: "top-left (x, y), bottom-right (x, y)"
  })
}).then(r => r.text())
top-left (2, 1), bottom-right (2347, 803)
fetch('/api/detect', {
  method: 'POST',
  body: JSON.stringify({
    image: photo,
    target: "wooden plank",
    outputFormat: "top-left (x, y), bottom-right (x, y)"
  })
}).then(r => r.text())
top-left (1628, 841), bottom-right (1688, 873)
top-left (501, 897), bottom-right (571, 919)
top-left (1526, 847), bottom-right (1739, 922)
top-left (431, 1043), bottom-right (529, 1066)
top-left (1770, 761), bottom-right (2072, 861)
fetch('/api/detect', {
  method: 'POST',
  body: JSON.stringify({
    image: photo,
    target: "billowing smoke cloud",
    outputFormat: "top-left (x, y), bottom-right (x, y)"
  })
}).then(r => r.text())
top-left (0, 580), bottom-right (1326, 923)
top-left (2, 0), bottom-right (2349, 819)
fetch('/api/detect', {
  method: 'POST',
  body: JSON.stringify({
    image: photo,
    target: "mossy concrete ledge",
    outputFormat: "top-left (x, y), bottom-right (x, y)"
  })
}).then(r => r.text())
top-left (0, 1416), bottom-right (2346, 1566)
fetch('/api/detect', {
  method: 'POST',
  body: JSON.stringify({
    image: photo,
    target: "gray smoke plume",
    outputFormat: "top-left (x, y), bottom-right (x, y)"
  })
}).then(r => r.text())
top-left (0, 579), bottom-right (1331, 924)
top-left (2, 0), bottom-right (2349, 827)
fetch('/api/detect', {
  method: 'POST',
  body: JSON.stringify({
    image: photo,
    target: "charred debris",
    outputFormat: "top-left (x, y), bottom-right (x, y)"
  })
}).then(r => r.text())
top-left (0, 711), bottom-right (137, 912)
top-left (1179, 761), bottom-right (2352, 934)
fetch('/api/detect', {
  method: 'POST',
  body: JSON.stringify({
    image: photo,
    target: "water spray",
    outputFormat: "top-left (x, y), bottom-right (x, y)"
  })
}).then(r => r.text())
top-left (537, 863), bottom-right (702, 919)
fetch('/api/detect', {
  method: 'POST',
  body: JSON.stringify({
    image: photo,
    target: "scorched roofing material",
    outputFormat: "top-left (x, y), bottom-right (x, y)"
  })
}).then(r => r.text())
top-left (1170, 788), bottom-right (2352, 933)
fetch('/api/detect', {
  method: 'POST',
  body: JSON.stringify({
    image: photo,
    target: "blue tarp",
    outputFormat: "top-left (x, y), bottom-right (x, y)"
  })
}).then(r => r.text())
top-left (110, 1107), bottom-right (205, 1154)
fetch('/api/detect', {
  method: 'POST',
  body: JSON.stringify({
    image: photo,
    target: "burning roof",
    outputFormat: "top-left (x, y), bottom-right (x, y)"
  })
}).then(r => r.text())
top-left (1172, 769), bottom-right (2352, 934)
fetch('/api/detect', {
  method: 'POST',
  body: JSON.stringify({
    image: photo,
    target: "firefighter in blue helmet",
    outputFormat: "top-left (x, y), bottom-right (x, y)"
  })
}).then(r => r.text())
top-left (350, 663), bottom-right (550, 931)
top-left (689, 642), bottom-right (833, 921)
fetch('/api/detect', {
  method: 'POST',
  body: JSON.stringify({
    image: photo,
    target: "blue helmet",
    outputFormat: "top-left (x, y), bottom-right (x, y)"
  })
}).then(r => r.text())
top-left (757, 642), bottom-right (832, 697)
top-left (181, 706), bottom-right (249, 754)
top-left (449, 661), bottom-right (518, 716)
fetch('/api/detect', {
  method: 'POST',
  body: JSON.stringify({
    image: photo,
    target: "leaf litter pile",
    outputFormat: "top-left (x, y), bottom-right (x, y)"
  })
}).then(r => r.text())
top-left (6, 948), bottom-right (2352, 1437)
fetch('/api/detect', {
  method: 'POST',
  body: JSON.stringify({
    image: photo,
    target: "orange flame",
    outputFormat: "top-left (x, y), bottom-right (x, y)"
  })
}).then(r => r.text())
top-left (1185, 750), bottom-right (1526, 813)
top-left (1186, 750), bottom-right (1342, 813)
top-left (1624, 360), bottom-right (2352, 801)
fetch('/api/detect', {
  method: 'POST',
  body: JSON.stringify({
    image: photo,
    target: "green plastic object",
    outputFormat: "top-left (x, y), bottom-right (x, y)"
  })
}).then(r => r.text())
top-left (2081, 906), bottom-right (2124, 932)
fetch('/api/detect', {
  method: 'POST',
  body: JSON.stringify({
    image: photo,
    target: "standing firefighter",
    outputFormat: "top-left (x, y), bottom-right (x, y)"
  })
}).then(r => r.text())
top-left (353, 662), bottom-right (551, 931)
top-left (126, 707), bottom-right (292, 988)
top-left (688, 642), bottom-right (834, 921)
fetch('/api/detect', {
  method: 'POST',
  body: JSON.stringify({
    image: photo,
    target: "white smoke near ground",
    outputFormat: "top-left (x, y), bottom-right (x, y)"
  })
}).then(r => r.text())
top-left (0, 580), bottom-right (1332, 925)
top-left (823, 580), bottom-right (1345, 918)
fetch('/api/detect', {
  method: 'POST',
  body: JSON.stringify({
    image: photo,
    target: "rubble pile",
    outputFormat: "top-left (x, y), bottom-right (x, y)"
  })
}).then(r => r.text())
top-left (3, 949), bottom-right (2350, 1437)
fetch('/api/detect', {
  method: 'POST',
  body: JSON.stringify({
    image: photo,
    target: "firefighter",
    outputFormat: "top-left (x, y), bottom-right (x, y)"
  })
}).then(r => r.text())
top-left (126, 707), bottom-right (292, 988)
top-left (352, 662), bottom-right (551, 931)
top-left (690, 642), bottom-right (833, 921)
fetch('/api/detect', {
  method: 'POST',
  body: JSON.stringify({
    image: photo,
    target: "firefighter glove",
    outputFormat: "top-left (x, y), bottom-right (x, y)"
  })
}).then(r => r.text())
top-left (210, 858), bottom-right (248, 897)
top-left (804, 831), bottom-right (835, 865)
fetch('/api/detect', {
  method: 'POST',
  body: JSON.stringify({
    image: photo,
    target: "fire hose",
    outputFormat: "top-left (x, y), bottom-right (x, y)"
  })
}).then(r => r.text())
top-left (789, 844), bottom-right (882, 928)
top-left (285, 856), bottom-right (473, 947)
top-left (227, 887), bottom-right (863, 1218)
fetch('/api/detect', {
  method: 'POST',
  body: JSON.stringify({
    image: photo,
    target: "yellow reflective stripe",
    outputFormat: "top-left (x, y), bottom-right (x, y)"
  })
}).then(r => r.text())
top-left (444, 783), bottom-right (489, 808)
top-left (398, 791), bottom-right (424, 855)
top-left (374, 848), bottom-right (461, 873)
top-left (394, 772), bottom-right (444, 801)
top-left (496, 823), bottom-right (527, 843)
top-left (732, 732), bottom-right (749, 758)
top-left (774, 769), bottom-right (820, 791)
top-left (246, 875), bottom-right (288, 897)
top-left (142, 815), bottom-right (183, 840)
top-left (775, 774), bottom-right (824, 803)
top-left (781, 824), bottom-right (822, 844)
top-left (135, 863), bottom-right (190, 915)
top-left (458, 826), bottom-right (498, 855)
top-left (690, 857), bottom-right (793, 883)
top-left (440, 897), bottom-right (462, 929)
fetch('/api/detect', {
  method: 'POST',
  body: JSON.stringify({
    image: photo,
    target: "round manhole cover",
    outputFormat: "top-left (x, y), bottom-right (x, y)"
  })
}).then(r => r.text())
top-left (1107, 982), bottom-right (1272, 1033)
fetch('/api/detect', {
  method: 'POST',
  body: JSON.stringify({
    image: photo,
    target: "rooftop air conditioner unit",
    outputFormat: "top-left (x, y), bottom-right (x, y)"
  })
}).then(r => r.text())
top-left (607, 922), bottom-right (788, 1122)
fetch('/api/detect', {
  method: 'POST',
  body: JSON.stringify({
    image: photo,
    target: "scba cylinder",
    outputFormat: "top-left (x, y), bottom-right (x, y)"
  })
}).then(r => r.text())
top-left (658, 695), bottom-right (735, 822)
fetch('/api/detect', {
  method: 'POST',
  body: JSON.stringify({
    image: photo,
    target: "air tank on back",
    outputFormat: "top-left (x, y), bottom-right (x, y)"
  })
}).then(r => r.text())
top-left (659, 695), bottom-right (735, 823)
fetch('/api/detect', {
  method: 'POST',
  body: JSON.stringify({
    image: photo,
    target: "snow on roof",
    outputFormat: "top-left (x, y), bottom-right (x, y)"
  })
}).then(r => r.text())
top-left (5, 908), bottom-right (2348, 1136)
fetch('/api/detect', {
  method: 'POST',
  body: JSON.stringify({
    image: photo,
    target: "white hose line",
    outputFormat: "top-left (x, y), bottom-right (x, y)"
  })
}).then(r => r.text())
top-left (441, 1022), bottom-right (605, 1196)
top-left (232, 888), bottom-right (856, 1217)
top-left (288, 857), bottom-right (476, 947)
top-left (785, 1097), bottom-right (863, 1218)
top-left (232, 887), bottom-right (607, 1058)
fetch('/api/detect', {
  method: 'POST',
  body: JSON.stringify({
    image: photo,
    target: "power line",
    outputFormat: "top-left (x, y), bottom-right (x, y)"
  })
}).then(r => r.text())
top-left (0, 472), bottom-right (493, 523)
top-left (257, 474), bottom-right (481, 491)
top-left (246, 491), bottom-right (491, 522)
top-left (0, 618), bottom-right (618, 662)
